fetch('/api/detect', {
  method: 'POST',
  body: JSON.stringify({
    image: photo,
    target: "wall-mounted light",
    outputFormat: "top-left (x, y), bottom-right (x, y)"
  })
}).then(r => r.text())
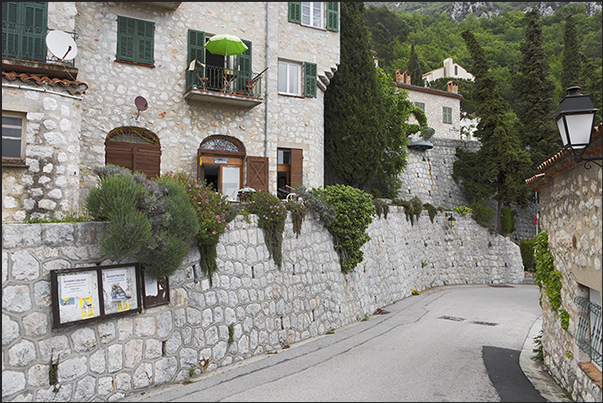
top-left (448, 215), bottom-right (456, 227)
top-left (556, 86), bottom-right (601, 168)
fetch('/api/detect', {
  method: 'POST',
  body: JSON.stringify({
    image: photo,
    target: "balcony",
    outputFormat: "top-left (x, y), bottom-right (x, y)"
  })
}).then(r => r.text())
top-left (184, 65), bottom-right (264, 108)
top-left (2, 23), bottom-right (79, 79)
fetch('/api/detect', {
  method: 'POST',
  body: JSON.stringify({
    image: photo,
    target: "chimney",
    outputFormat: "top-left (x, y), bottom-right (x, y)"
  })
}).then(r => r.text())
top-left (396, 70), bottom-right (412, 85)
top-left (447, 80), bottom-right (459, 94)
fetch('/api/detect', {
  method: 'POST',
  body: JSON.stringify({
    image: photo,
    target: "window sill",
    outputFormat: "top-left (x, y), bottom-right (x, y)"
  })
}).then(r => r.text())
top-left (278, 92), bottom-right (305, 99)
top-left (2, 159), bottom-right (29, 169)
top-left (115, 59), bottom-right (155, 68)
top-left (577, 362), bottom-right (602, 389)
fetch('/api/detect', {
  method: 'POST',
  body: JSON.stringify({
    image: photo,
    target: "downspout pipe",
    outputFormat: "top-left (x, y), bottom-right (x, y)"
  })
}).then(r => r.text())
top-left (264, 2), bottom-right (270, 158)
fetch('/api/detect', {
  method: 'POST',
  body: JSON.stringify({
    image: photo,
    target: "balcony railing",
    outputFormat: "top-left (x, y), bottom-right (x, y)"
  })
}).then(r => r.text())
top-left (185, 64), bottom-right (264, 107)
top-left (2, 22), bottom-right (78, 68)
top-left (575, 296), bottom-right (602, 367)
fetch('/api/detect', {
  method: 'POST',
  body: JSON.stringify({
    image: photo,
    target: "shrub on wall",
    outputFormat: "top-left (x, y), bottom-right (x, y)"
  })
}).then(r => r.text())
top-left (84, 166), bottom-right (200, 279)
top-left (470, 198), bottom-right (494, 228)
top-left (244, 191), bottom-right (287, 268)
top-left (285, 197), bottom-right (307, 238)
top-left (168, 171), bottom-right (236, 286)
top-left (315, 185), bottom-right (375, 274)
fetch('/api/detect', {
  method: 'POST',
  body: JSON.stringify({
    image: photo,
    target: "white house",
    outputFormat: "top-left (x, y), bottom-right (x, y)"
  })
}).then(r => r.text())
top-left (422, 57), bottom-right (474, 84)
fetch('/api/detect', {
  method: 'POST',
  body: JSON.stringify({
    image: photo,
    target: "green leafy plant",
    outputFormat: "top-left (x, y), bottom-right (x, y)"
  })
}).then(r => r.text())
top-left (563, 349), bottom-right (573, 359)
top-left (533, 232), bottom-right (568, 330)
top-left (24, 212), bottom-right (93, 224)
top-left (452, 205), bottom-right (471, 216)
top-left (412, 288), bottom-right (421, 295)
top-left (315, 185), bottom-right (375, 274)
top-left (532, 329), bottom-right (544, 361)
top-left (285, 197), bottom-right (307, 238)
top-left (168, 171), bottom-right (236, 286)
top-left (500, 206), bottom-right (517, 236)
top-left (373, 198), bottom-right (389, 220)
top-left (470, 198), bottom-right (494, 228)
top-left (421, 260), bottom-right (429, 268)
top-left (294, 186), bottom-right (335, 225)
top-left (228, 323), bottom-right (235, 347)
top-left (520, 239), bottom-right (536, 272)
top-left (244, 191), bottom-right (287, 268)
top-left (423, 203), bottom-right (438, 223)
top-left (84, 166), bottom-right (199, 279)
top-left (393, 197), bottom-right (422, 226)
top-left (326, 328), bottom-right (336, 335)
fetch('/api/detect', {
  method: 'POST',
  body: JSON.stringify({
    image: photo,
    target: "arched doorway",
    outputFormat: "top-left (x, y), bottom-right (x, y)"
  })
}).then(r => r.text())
top-left (198, 135), bottom-right (246, 200)
top-left (105, 126), bottom-right (161, 178)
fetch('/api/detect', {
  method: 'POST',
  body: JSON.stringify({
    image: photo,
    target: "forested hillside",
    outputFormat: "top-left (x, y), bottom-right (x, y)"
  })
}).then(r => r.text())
top-left (364, 2), bottom-right (602, 106)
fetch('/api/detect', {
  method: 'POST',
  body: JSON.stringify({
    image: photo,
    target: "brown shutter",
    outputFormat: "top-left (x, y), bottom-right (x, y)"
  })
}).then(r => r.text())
top-left (105, 142), bottom-right (134, 171)
top-left (133, 145), bottom-right (161, 179)
top-left (290, 148), bottom-right (303, 188)
top-left (246, 156), bottom-right (269, 192)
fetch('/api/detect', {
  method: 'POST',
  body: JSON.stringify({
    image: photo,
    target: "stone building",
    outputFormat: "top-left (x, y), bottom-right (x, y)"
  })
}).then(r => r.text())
top-left (526, 124), bottom-right (602, 402)
top-left (2, 2), bottom-right (341, 222)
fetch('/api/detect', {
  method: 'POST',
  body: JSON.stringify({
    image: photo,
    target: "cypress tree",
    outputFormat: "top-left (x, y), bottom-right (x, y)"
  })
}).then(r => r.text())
top-left (560, 14), bottom-right (581, 92)
top-left (407, 44), bottom-right (423, 86)
top-left (324, 2), bottom-right (386, 188)
top-left (453, 30), bottom-right (532, 233)
top-left (513, 8), bottom-right (561, 172)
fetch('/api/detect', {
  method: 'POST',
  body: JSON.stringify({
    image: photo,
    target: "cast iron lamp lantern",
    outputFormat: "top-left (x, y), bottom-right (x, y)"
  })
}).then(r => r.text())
top-left (556, 86), bottom-right (601, 168)
top-left (448, 215), bottom-right (456, 227)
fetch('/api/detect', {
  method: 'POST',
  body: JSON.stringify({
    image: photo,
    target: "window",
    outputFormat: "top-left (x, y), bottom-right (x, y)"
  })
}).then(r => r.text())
top-left (278, 60), bottom-right (302, 96)
top-left (2, 112), bottom-right (25, 160)
top-left (289, 2), bottom-right (339, 32)
top-left (454, 65), bottom-right (458, 76)
top-left (278, 60), bottom-right (317, 98)
top-left (277, 148), bottom-right (303, 199)
top-left (2, 2), bottom-right (48, 62)
top-left (443, 106), bottom-right (453, 124)
top-left (198, 136), bottom-right (247, 200)
top-left (414, 102), bottom-right (425, 112)
top-left (575, 288), bottom-right (602, 370)
top-left (302, 2), bottom-right (323, 28)
top-left (116, 16), bottom-right (154, 65)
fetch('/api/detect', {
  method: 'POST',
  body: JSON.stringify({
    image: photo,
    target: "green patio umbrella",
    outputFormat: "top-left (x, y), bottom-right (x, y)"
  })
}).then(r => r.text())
top-left (204, 33), bottom-right (248, 70)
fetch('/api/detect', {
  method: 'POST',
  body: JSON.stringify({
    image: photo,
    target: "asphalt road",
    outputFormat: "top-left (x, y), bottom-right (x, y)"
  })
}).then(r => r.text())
top-left (121, 283), bottom-right (564, 402)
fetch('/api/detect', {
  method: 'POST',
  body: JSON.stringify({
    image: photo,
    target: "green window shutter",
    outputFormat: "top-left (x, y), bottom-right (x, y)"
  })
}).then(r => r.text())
top-left (2, 2), bottom-right (20, 58)
top-left (187, 29), bottom-right (206, 89)
top-left (117, 16), bottom-right (154, 64)
top-left (326, 2), bottom-right (339, 32)
top-left (304, 62), bottom-right (317, 98)
top-left (237, 40), bottom-right (252, 90)
top-left (288, 2), bottom-right (301, 24)
top-left (137, 20), bottom-right (154, 65)
top-left (3, 2), bottom-right (47, 62)
top-left (443, 106), bottom-right (452, 123)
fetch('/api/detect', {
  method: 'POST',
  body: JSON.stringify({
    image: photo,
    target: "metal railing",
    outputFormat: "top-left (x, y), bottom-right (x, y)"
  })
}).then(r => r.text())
top-left (2, 22), bottom-right (77, 67)
top-left (574, 296), bottom-right (602, 367)
top-left (186, 65), bottom-right (263, 98)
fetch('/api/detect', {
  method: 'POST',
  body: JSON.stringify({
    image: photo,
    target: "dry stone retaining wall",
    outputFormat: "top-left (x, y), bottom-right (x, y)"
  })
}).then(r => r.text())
top-left (2, 209), bottom-right (523, 401)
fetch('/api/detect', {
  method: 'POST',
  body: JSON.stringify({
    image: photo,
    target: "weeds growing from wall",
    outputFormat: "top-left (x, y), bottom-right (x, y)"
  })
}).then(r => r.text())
top-left (244, 191), bottom-right (287, 268)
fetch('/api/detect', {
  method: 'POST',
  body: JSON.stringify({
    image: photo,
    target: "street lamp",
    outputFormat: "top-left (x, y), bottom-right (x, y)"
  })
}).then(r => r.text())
top-left (556, 86), bottom-right (601, 168)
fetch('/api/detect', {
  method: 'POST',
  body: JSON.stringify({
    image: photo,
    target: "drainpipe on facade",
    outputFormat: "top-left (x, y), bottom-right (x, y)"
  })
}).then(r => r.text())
top-left (264, 2), bottom-right (270, 159)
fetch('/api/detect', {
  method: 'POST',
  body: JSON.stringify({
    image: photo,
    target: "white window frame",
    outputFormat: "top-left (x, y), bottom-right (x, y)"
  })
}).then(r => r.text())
top-left (278, 59), bottom-right (303, 96)
top-left (302, 2), bottom-right (324, 29)
top-left (2, 111), bottom-right (26, 161)
top-left (414, 102), bottom-right (425, 112)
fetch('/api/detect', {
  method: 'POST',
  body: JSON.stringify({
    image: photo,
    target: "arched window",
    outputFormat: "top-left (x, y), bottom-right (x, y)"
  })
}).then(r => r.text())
top-left (105, 126), bottom-right (161, 178)
top-left (197, 135), bottom-right (248, 200)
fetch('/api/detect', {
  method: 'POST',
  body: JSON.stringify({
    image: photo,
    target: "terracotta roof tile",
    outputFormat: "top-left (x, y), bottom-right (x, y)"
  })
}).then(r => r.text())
top-left (2, 70), bottom-right (88, 95)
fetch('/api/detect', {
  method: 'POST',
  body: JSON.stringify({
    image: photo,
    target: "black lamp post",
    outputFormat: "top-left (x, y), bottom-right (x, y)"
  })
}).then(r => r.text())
top-left (556, 86), bottom-right (601, 168)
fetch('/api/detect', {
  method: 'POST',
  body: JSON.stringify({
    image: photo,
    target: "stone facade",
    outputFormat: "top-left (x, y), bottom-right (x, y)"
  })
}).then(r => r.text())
top-left (2, 208), bottom-right (524, 402)
top-left (2, 2), bottom-right (340, 222)
top-left (526, 127), bottom-right (602, 402)
top-left (399, 137), bottom-right (537, 243)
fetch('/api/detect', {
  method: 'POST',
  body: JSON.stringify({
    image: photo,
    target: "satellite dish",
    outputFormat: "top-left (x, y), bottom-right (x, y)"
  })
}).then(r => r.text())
top-left (135, 96), bottom-right (148, 112)
top-left (46, 30), bottom-right (78, 61)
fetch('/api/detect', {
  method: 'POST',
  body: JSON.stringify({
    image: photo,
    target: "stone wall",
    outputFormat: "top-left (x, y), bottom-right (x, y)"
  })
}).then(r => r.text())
top-left (399, 137), bottom-right (537, 243)
top-left (2, 208), bottom-right (523, 402)
top-left (537, 162), bottom-right (602, 402)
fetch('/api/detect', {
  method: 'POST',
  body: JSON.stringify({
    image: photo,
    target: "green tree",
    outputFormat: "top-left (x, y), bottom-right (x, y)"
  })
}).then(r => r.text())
top-left (579, 52), bottom-right (603, 126)
top-left (371, 66), bottom-right (426, 198)
top-left (407, 43), bottom-right (423, 86)
top-left (512, 8), bottom-right (561, 172)
top-left (453, 30), bottom-right (533, 234)
top-left (561, 14), bottom-right (581, 92)
top-left (325, 2), bottom-right (386, 188)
